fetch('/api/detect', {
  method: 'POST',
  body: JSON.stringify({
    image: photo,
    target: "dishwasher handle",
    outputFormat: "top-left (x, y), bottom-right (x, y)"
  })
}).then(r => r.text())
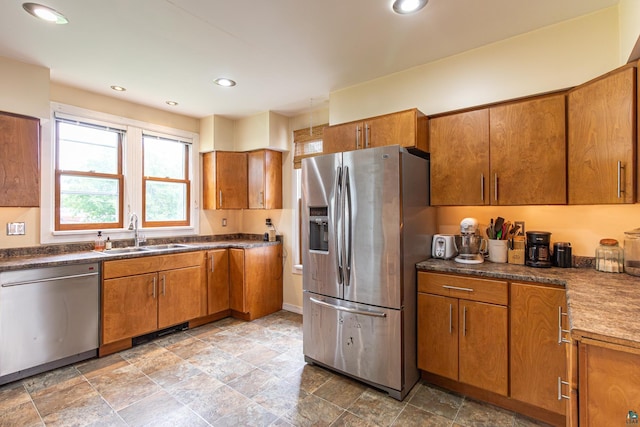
top-left (1, 272), bottom-right (99, 287)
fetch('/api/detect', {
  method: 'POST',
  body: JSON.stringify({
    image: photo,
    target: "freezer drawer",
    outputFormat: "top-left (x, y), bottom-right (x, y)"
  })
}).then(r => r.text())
top-left (303, 292), bottom-right (403, 393)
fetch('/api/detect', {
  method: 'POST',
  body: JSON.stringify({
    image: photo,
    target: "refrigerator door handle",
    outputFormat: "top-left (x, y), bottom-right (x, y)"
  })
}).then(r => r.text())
top-left (343, 165), bottom-right (352, 287)
top-left (309, 297), bottom-right (387, 318)
top-left (335, 166), bottom-right (344, 285)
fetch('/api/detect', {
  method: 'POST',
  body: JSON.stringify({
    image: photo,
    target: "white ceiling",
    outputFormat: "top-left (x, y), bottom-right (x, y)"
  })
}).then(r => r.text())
top-left (0, 0), bottom-right (619, 119)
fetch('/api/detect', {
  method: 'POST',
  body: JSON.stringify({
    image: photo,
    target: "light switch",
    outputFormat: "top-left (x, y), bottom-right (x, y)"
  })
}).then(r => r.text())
top-left (7, 222), bottom-right (26, 235)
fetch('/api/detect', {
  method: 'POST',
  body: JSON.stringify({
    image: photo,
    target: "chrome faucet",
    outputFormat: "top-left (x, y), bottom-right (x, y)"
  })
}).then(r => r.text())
top-left (128, 213), bottom-right (140, 247)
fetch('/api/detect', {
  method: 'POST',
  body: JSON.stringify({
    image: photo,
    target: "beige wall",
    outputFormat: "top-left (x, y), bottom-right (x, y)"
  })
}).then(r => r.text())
top-left (325, 6), bottom-right (634, 265)
top-left (329, 7), bottom-right (620, 124)
top-left (619, 0), bottom-right (640, 62)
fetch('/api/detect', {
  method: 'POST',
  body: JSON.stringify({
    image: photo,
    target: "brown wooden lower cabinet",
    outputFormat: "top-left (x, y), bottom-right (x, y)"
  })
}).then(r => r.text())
top-left (510, 282), bottom-right (568, 416)
top-left (229, 245), bottom-right (283, 321)
top-left (578, 340), bottom-right (640, 427)
top-left (101, 251), bottom-right (205, 347)
top-left (417, 272), bottom-right (567, 427)
top-left (206, 248), bottom-right (230, 315)
top-left (417, 272), bottom-right (508, 397)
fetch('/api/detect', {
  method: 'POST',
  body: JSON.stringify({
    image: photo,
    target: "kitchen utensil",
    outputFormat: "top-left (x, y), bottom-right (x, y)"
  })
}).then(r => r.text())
top-left (525, 231), bottom-right (552, 268)
top-left (432, 234), bottom-right (457, 259)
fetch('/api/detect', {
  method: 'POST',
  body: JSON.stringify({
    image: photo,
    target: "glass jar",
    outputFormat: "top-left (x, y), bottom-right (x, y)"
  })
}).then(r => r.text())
top-left (624, 228), bottom-right (640, 276)
top-left (595, 238), bottom-right (624, 273)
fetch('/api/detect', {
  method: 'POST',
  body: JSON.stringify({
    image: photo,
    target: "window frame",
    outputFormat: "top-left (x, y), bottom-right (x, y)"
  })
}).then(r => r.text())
top-left (42, 103), bottom-right (200, 245)
top-left (54, 118), bottom-right (125, 231)
top-left (142, 133), bottom-right (191, 228)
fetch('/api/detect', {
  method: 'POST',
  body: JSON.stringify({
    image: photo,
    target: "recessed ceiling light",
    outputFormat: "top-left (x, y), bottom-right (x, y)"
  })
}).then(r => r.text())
top-left (214, 78), bottom-right (236, 87)
top-left (392, 0), bottom-right (428, 14)
top-left (166, 101), bottom-right (179, 106)
top-left (110, 85), bottom-right (126, 92)
top-left (22, 3), bottom-right (68, 24)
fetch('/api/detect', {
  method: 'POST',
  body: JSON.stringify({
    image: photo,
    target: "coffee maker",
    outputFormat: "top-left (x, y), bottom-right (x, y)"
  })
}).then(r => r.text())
top-left (454, 217), bottom-right (486, 264)
top-left (525, 231), bottom-right (552, 268)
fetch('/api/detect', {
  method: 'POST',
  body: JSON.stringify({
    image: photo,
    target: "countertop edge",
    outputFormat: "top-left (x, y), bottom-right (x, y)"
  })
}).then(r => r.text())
top-left (0, 240), bottom-right (281, 272)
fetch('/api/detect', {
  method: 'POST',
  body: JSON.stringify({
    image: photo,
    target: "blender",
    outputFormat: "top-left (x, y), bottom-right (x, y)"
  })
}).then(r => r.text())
top-left (454, 217), bottom-right (487, 264)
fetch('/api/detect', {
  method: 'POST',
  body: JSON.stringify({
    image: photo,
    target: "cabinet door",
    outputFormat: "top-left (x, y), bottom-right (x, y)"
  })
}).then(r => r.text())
top-left (429, 109), bottom-right (490, 205)
top-left (490, 93), bottom-right (566, 205)
top-left (217, 151), bottom-right (248, 209)
top-left (157, 265), bottom-right (202, 329)
top-left (568, 66), bottom-right (636, 204)
top-left (458, 300), bottom-right (508, 396)
top-left (102, 273), bottom-right (157, 344)
top-left (323, 122), bottom-right (362, 154)
top-left (202, 151), bottom-right (248, 209)
top-left (417, 293), bottom-right (458, 381)
top-left (510, 283), bottom-right (567, 415)
top-left (207, 249), bottom-right (229, 314)
top-left (229, 248), bottom-right (246, 314)
top-left (248, 149), bottom-right (282, 209)
top-left (365, 110), bottom-right (417, 150)
top-left (0, 113), bottom-right (40, 207)
top-left (579, 343), bottom-right (640, 426)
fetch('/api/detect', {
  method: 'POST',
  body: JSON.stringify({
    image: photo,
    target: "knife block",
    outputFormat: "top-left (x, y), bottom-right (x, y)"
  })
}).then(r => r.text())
top-left (508, 236), bottom-right (525, 265)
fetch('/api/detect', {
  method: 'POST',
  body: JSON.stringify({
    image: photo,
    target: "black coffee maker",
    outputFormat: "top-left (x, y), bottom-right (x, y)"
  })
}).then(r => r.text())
top-left (525, 231), bottom-right (552, 268)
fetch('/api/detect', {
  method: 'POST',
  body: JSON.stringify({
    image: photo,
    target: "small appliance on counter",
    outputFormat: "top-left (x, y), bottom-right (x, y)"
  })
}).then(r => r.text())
top-left (552, 242), bottom-right (572, 268)
top-left (454, 217), bottom-right (486, 264)
top-left (525, 231), bottom-right (552, 268)
top-left (432, 234), bottom-right (456, 259)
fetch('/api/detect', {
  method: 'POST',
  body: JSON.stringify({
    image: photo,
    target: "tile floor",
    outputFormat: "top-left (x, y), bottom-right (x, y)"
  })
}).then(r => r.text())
top-left (0, 310), bottom-right (552, 426)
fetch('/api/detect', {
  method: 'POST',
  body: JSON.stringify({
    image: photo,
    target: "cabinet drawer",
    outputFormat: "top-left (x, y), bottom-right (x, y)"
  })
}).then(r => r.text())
top-left (418, 272), bottom-right (507, 305)
top-left (103, 251), bottom-right (204, 279)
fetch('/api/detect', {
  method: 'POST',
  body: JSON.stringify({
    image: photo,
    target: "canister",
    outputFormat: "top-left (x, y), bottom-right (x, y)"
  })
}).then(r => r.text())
top-left (553, 242), bottom-right (572, 268)
top-left (595, 238), bottom-right (624, 273)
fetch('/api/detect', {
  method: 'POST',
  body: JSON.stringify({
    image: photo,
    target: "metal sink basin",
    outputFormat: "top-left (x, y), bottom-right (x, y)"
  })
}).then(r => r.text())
top-left (143, 243), bottom-right (192, 251)
top-left (98, 247), bottom-right (151, 255)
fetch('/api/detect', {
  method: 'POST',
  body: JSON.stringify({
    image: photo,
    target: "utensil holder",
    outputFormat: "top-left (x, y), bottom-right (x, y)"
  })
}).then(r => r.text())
top-left (508, 236), bottom-right (525, 265)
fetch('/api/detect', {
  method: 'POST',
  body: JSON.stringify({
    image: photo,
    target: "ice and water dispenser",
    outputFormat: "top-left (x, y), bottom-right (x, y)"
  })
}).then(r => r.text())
top-left (309, 207), bottom-right (329, 252)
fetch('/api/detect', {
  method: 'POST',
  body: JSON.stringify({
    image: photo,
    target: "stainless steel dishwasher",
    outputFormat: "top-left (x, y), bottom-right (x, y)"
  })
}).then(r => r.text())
top-left (0, 262), bottom-right (99, 385)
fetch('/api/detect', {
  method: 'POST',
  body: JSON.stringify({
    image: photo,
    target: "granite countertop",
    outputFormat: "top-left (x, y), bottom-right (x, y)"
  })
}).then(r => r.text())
top-left (416, 259), bottom-right (640, 350)
top-left (0, 237), bottom-right (280, 272)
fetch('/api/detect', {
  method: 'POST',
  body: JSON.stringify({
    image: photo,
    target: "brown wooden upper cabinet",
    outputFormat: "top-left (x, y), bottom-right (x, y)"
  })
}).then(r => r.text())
top-left (430, 93), bottom-right (566, 206)
top-left (490, 93), bottom-right (567, 205)
top-left (430, 109), bottom-right (490, 205)
top-left (567, 64), bottom-right (636, 204)
top-left (248, 149), bottom-right (282, 209)
top-left (323, 108), bottom-right (428, 155)
top-left (0, 111), bottom-right (40, 207)
top-left (202, 151), bottom-right (248, 209)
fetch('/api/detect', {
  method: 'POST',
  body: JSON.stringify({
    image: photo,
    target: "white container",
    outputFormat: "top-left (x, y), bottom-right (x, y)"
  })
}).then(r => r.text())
top-left (488, 239), bottom-right (508, 263)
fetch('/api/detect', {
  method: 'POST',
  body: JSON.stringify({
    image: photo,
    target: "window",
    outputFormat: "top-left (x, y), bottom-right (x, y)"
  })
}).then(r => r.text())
top-left (142, 134), bottom-right (191, 227)
top-left (43, 103), bottom-right (199, 244)
top-left (55, 118), bottom-right (124, 231)
top-left (292, 124), bottom-right (326, 271)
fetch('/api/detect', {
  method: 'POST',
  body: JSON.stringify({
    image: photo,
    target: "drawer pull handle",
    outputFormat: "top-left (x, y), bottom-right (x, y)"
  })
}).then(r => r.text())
top-left (558, 307), bottom-right (571, 344)
top-left (558, 377), bottom-right (570, 400)
top-left (443, 285), bottom-right (474, 292)
top-left (310, 297), bottom-right (386, 318)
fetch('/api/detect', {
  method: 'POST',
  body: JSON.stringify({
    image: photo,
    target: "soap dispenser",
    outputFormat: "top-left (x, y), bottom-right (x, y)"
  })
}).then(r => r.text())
top-left (95, 231), bottom-right (105, 251)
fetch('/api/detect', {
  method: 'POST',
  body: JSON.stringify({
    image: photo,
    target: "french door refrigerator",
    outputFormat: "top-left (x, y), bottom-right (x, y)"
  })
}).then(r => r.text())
top-left (301, 145), bottom-right (435, 400)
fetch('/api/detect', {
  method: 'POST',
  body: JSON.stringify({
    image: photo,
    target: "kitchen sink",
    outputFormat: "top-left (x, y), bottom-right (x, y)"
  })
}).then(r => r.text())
top-left (143, 243), bottom-right (192, 250)
top-left (96, 247), bottom-right (151, 255)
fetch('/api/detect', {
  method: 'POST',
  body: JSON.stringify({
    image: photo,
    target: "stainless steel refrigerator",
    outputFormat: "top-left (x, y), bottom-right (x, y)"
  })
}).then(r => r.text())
top-left (301, 145), bottom-right (435, 400)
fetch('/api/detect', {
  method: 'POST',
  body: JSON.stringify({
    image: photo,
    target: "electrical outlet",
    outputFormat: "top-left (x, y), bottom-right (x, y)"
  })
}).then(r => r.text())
top-left (514, 221), bottom-right (525, 236)
top-left (266, 218), bottom-right (272, 226)
top-left (222, 218), bottom-right (227, 227)
top-left (7, 222), bottom-right (25, 235)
